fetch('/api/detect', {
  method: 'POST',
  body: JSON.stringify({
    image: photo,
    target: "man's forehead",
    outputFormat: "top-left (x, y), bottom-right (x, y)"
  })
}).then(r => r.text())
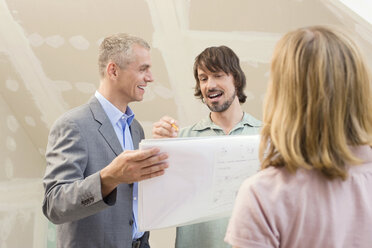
top-left (197, 67), bottom-right (223, 75)
top-left (132, 44), bottom-right (150, 57)
top-left (129, 46), bottom-right (151, 67)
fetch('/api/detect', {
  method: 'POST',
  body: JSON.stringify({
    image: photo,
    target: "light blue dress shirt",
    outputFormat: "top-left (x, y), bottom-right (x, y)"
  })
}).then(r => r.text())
top-left (95, 91), bottom-right (144, 240)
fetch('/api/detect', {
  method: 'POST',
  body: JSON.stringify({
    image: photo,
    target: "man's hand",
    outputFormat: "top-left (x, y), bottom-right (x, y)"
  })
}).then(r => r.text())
top-left (100, 147), bottom-right (168, 197)
top-left (152, 115), bottom-right (179, 138)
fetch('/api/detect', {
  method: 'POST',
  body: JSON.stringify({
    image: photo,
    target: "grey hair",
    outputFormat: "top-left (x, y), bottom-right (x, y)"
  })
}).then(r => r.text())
top-left (98, 33), bottom-right (150, 77)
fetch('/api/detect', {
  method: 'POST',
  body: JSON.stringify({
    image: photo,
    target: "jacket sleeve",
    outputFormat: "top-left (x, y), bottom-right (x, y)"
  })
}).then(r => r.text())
top-left (42, 116), bottom-right (112, 224)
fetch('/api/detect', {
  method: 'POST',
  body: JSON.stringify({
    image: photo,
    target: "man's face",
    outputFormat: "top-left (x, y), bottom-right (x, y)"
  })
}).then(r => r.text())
top-left (116, 44), bottom-right (153, 104)
top-left (197, 68), bottom-right (237, 112)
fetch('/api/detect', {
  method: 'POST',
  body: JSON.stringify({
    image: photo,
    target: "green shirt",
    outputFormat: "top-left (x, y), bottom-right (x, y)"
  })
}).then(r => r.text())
top-left (179, 112), bottom-right (261, 137)
top-left (176, 112), bottom-right (261, 248)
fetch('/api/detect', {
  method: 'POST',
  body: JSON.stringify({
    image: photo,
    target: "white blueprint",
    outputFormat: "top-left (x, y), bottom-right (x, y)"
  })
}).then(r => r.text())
top-left (138, 135), bottom-right (260, 231)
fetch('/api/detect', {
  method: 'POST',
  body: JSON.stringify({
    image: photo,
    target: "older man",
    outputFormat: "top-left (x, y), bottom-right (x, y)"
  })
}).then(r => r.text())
top-left (43, 33), bottom-right (168, 248)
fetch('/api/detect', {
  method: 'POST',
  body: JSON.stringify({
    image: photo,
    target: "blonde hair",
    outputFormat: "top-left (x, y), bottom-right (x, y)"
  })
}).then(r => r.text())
top-left (98, 33), bottom-right (150, 78)
top-left (260, 26), bottom-right (372, 180)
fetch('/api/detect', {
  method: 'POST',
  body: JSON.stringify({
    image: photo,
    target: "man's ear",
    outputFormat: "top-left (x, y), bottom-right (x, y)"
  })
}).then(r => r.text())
top-left (106, 62), bottom-right (118, 79)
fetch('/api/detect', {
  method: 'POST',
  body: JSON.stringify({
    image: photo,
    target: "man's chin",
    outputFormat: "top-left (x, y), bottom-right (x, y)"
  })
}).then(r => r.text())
top-left (207, 103), bottom-right (229, 113)
top-left (134, 96), bottom-right (144, 102)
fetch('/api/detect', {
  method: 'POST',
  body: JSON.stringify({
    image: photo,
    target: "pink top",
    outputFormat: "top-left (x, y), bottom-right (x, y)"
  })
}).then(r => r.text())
top-left (225, 146), bottom-right (372, 248)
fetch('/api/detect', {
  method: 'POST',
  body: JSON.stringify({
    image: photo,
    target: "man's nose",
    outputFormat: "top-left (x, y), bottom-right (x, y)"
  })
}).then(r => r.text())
top-left (206, 78), bottom-right (217, 89)
top-left (145, 71), bottom-right (154, 83)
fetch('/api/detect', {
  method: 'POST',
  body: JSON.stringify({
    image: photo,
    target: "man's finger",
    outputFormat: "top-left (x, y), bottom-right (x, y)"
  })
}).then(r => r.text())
top-left (124, 147), bottom-right (161, 161)
top-left (138, 153), bottom-right (168, 168)
top-left (142, 161), bottom-right (168, 173)
top-left (139, 167), bottom-right (167, 181)
top-left (160, 115), bottom-right (174, 123)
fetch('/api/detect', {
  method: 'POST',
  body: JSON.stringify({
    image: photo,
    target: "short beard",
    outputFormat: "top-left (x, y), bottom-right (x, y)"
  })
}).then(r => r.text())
top-left (206, 90), bottom-right (236, 112)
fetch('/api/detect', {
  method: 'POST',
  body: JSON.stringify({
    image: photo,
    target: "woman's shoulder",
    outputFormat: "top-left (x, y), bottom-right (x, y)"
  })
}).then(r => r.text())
top-left (239, 166), bottom-right (314, 202)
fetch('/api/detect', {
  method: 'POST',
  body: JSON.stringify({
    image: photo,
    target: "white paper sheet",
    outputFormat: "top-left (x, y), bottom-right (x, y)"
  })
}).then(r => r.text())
top-left (138, 135), bottom-right (260, 231)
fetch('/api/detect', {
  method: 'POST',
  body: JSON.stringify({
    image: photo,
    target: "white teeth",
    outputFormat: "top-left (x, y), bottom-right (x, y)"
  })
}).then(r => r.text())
top-left (208, 93), bottom-right (222, 98)
top-left (138, 86), bottom-right (145, 89)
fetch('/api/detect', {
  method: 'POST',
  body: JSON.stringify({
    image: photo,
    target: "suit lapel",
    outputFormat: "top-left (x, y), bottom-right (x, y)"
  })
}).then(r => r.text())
top-left (130, 120), bottom-right (141, 150)
top-left (89, 97), bottom-right (123, 156)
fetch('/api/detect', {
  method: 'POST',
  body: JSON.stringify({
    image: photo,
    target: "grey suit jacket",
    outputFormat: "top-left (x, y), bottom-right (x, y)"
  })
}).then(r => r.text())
top-left (42, 97), bottom-right (147, 248)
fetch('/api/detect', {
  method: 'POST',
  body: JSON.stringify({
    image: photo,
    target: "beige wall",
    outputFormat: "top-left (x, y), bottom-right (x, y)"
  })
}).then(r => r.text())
top-left (1, 0), bottom-right (371, 247)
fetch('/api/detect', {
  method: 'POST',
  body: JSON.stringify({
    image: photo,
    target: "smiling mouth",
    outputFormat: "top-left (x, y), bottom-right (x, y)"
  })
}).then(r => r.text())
top-left (207, 92), bottom-right (223, 99)
top-left (137, 85), bottom-right (145, 90)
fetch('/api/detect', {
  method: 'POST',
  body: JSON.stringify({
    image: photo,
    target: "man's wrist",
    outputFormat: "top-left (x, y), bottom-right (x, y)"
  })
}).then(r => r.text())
top-left (100, 167), bottom-right (118, 198)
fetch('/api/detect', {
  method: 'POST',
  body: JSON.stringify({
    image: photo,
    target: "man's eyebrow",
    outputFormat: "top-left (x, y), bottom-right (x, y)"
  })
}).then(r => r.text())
top-left (139, 64), bottom-right (150, 70)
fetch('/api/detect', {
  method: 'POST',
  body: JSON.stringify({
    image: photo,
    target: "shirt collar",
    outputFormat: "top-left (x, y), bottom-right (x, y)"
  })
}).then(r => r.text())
top-left (95, 91), bottom-right (135, 127)
top-left (191, 112), bottom-right (260, 132)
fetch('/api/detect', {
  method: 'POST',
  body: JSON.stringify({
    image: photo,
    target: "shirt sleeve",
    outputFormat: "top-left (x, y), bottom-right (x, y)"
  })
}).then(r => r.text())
top-left (224, 178), bottom-right (280, 248)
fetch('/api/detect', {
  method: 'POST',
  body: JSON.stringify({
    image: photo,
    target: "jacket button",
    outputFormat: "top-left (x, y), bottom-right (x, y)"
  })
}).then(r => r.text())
top-left (129, 219), bottom-right (134, 226)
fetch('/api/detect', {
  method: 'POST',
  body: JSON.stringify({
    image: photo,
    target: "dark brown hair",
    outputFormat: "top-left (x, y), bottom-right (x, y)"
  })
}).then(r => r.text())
top-left (193, 46), bottom-right (247, 103)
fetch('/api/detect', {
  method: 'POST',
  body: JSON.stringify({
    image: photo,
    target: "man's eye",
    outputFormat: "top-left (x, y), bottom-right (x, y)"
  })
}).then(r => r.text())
top-left (199, 78), bottom-right (207, 82)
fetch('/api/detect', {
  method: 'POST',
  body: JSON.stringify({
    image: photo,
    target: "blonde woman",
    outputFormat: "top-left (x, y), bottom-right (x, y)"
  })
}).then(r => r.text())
top-left (225, 26), bottom-right (372, 248)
